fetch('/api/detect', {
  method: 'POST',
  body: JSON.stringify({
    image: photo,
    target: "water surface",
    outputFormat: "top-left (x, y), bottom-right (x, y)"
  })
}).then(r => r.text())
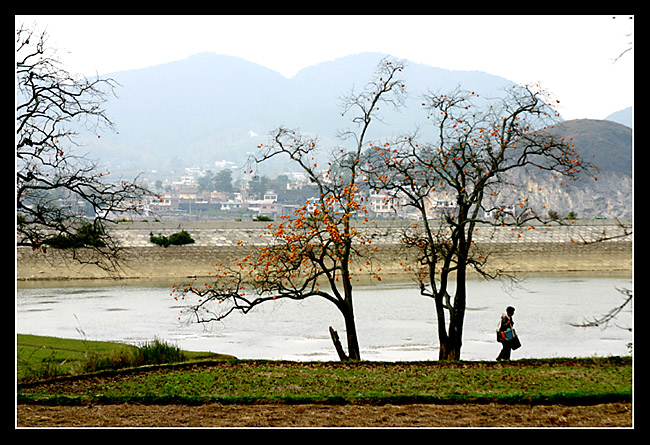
top-left (16, 273), bottom-right (633, 361)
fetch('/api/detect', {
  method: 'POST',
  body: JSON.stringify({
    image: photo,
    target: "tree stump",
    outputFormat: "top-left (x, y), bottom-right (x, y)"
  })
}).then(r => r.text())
top-left (329, 326), bottom-right (349, 361)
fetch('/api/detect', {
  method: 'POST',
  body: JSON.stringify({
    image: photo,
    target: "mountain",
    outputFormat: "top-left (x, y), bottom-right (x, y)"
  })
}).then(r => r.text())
top-left (81, 52), bottom-right (519, 175)
top-left (546, 119), bottom-right (632, 177)
top-left (506, 119), bottom-right (632, 218)
top-left (605, 107), bottom-right (633, 128)
top-left (90, 53), bottom-right (295, 173)
top-left (74, 52), bottom-right (632, 217)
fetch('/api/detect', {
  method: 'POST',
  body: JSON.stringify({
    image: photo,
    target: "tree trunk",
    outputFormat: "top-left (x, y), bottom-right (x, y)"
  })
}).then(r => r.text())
top-left (329, 326), bottom-right (349, 361)
top-left (439, 336), bottom-right (462, 361)
top-left (438, 300), bottom-right (467, 360)
top-left (328, 311), bottom-right (361, 361)
top-left (436, 272), bottom-right (467, 361)
top-left (344, 315), bottom-right (361, 360)
top-left (437, 222), bottom-right (469, 361)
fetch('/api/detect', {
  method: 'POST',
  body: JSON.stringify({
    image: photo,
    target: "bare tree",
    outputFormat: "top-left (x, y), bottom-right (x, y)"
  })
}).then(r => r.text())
top-left (570, 287), bottom-right (632, 331)
top-left (363, 83), bottom-right (596, 360)
top-left (16, 24), bottom-right (155, 273)
top-left (567, 15), bottom-right (634, 340)
top-left (175, 58), bottom-right (407, 360)
top-left (571, 221), bottom-right (632, 334)
top-left (612, 16), bottom-right (634, 62)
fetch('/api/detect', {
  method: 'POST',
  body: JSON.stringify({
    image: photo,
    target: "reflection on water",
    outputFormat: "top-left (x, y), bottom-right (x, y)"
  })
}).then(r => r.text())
top-left (16, 273), bottom-right (633, 362)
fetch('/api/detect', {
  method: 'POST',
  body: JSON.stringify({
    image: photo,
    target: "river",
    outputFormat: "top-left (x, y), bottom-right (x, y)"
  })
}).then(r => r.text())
top-left (16, 273), bottom-right (633, 362)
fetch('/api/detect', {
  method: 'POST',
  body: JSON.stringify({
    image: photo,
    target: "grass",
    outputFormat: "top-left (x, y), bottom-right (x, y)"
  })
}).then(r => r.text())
top-left (16, 335), bottom-right (632, 407)
top-left (16, 334), bottom-right (231, 382)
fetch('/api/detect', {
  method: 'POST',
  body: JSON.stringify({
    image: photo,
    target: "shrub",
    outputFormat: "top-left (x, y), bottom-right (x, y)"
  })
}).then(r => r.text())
top-left (44, 223), bottom-right (107, 249)
top-left (150, 230), bottom-right (195, 247)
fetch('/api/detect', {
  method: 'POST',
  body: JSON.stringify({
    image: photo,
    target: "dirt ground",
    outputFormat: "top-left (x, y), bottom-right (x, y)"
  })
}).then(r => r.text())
top-left (17, 402), bottom-right (632, 428)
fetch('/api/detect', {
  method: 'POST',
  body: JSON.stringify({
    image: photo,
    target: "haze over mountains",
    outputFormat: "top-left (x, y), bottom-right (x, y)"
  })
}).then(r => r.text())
top-left (79, 52), bottom-right (632, 218)
top-left (88, 52), bottom-right (514, 173)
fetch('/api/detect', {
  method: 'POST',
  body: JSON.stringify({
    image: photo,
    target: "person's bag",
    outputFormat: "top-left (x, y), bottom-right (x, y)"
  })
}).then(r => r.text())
top-left (504, 328), bottom-right (522, 350)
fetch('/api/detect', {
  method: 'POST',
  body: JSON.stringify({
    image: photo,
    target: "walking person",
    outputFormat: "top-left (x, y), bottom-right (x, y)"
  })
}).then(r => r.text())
top-left (496, 306), bottom-right (519, 361)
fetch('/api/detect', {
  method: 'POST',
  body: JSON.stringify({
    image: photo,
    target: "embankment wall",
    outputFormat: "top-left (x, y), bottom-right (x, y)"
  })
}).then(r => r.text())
top-left (16, 219), bottom-right (632, 281)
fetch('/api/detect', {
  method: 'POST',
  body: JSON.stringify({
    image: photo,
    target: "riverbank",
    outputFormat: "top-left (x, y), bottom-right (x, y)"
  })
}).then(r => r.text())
top-left (16, 219), bottom-right (632, 281)
top-left (17, 240), bottom-right (632, 282)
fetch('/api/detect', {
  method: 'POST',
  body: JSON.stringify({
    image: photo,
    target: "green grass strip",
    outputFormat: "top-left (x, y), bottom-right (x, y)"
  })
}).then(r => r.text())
top-left (18, 357), bottom-right (632, 407)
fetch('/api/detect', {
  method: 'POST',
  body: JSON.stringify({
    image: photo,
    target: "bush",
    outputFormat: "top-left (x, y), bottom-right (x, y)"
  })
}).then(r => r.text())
top-left (150, 230), bottom-right (195, 247)
top-left (44, 223), bottom-right (107, 249)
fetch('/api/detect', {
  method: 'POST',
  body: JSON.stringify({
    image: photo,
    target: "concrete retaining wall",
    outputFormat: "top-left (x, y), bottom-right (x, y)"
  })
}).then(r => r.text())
top-left (108, 219), bottom-right (632, 247)
top-left (16, 219), bottom-right (632, 281)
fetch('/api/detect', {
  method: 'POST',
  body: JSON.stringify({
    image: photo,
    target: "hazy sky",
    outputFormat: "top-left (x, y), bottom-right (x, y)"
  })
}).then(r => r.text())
top-left (16, 15), bottom-right (633, 121)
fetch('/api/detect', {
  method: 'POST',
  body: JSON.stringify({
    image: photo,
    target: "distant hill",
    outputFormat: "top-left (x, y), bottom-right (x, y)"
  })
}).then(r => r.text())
top-left (506, 119), bottom-right (632, 218)
top-left (605, 107), bottom-right (633, 128)
top-left (74, 52), bottom-right (631, 218)
top-left (81, 52), bottom-right (519, 176)
top-left (546, 119), bottom-right (632, 177)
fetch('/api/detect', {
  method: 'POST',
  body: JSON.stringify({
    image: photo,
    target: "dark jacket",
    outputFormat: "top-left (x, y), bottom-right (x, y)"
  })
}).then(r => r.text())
top-left (497, 314), bottom-right (514, 342)
top-left (499, 314), bottom-right (514, 332)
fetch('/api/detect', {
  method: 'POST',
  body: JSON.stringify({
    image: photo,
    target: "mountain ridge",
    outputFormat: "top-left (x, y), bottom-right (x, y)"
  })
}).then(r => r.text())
top-left (73, 52), bottom-right (631, 217)
top-left (85, 52), bottom-right (630, 172)
top-left (83, 52), bottom-right (524, 172)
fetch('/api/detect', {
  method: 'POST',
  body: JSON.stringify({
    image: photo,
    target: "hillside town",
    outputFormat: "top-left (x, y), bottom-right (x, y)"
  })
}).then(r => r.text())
top-left (142, 167), bottom-right (456, 221)
top-left (115, 163), bottom-right (471, 222)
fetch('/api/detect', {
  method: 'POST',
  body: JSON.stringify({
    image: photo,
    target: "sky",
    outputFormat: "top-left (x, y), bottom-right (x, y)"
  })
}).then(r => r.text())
top-left (16, 14), bottom-right (634, 122)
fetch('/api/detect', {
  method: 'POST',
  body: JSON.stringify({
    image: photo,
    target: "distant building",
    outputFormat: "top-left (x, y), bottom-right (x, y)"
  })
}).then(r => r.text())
top-left (368, 192), bottom-right (395, 216)
top-left (177, 185), bottom-right (199, 200)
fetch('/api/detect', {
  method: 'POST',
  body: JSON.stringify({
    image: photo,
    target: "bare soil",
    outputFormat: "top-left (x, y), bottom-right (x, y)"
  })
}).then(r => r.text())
top-left (17, 402), bottom-right (632, 428)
